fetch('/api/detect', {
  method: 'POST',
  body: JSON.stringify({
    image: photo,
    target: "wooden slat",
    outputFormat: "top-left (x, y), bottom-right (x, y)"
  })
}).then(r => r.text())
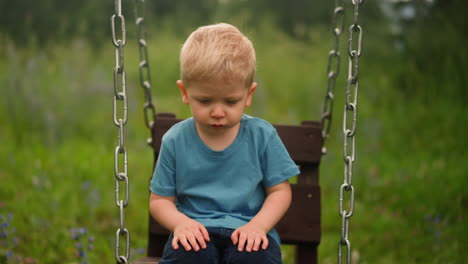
top-left (150, 113), bottom-right (324, 164)
top-left (296, 243), bottom-right (318, 264)
top-left (276, 184), bottom-right (321, 244)
top-left (150, 113), bottom-right (181, 151)
top-left (147, 216), bottom-right (168, 257)
top-left (297, 163), bottom-right (320, 185)
top-left (274, 122), bottom-right (323, 163)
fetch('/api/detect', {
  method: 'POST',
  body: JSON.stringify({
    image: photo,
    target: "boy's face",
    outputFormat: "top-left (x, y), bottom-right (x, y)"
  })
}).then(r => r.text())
top-left (177, 79), bottom-right (257, 138)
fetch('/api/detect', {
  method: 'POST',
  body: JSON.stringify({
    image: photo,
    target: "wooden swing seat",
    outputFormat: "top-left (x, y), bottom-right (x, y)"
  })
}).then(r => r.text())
top-left (134, 113), bottom-right (323, 264)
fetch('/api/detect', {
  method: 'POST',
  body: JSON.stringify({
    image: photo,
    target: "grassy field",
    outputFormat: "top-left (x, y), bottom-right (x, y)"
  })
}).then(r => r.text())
top-left (0, 21), bottom-right (467, 263)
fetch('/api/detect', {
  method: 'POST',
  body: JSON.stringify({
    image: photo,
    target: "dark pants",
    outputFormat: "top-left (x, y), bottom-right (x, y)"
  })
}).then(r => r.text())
top-left (159, 227), bottom-right (282, 264)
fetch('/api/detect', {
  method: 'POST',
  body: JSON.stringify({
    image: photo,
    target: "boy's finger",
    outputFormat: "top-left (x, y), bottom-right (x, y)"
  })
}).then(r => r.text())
top-left (237, 232), bottom-right (247, 251)
top-left (180, 236), bottom-right (192, 251)
top-left (172, 236), bottom-right (180, 250)
top-left (231, 230), bottom-right (239, 245)
top-left (245, 234), bottom-right (254, 252)
top-left (186, 233), bottom-right (200, 251)
top-left (201, 226), bottom-right (211, 242)
top-left (252, 236), bottom-right (261, 251)
top-left (261, 236), bottom-right (269, 250)
top-left (194, 231), bottom-right (207, 249)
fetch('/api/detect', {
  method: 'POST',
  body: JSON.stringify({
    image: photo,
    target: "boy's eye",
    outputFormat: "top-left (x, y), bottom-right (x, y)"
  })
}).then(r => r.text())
top-left (198, 99), bottom-right (211, 104)
top-left (226, 100), bottom-right (240, 105)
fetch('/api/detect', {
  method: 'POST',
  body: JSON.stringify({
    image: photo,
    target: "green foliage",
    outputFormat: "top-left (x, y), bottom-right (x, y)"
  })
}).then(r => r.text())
top-left (385, 0), bottom-right (468, 102)
top-left (0, 0), bottom-right (384, 44)
top-left (0, 0), bottom-right (113, 45)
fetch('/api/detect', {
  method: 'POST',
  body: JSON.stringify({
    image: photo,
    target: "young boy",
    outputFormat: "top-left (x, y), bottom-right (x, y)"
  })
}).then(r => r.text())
top-left (149, 23), bottom-right (299, 264)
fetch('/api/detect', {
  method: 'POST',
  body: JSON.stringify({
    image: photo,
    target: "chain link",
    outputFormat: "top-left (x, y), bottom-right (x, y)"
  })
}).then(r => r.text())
top-left (338, 0), bottom-right (364, 263)
top-left (135, 0), bottom-right (156, 145)
top-left (321, 0), bottom-right (345, 155)
top-left (111, 0), bottom-right (130, 262)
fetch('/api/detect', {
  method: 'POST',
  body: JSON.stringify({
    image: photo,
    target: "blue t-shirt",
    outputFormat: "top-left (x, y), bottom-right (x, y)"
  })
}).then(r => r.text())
top-left (150, 115), bottom-right (300, 245)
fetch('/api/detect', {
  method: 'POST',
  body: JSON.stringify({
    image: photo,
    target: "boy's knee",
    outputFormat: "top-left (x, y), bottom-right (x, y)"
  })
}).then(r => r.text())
top-left (225, 245), bottom-right (282, 264)
top-left (160, 240), bottom-right (219, 264)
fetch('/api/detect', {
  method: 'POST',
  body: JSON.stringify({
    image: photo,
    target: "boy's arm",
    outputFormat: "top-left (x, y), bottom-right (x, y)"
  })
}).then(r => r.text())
top-left (231, 180), bottom-right (292, 252)
top-left (149, 192), bottom-right (210, 251)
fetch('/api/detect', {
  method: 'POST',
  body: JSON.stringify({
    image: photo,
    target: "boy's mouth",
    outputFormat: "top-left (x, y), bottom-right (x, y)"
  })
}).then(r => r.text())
top-left (211, 124), bottom-right (224, 128)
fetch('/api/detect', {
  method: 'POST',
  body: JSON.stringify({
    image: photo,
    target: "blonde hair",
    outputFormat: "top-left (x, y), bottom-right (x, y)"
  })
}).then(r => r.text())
top-left (180, 23), bottom-right (256, 87)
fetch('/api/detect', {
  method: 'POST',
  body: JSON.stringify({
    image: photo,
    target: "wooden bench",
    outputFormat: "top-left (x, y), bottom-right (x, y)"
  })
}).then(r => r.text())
top-left (134, 113), bottom-right (323, 264)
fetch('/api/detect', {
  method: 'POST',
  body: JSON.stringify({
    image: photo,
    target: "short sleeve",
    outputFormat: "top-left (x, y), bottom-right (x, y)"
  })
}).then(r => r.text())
top-left (261, 131), bottom-right (300, 187)
top-left (150, 139), bottom-right (177, 196)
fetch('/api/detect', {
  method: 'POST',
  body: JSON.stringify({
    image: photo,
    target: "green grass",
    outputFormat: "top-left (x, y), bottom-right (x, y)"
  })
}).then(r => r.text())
top-left (0, 20), bottom-right (467, 263)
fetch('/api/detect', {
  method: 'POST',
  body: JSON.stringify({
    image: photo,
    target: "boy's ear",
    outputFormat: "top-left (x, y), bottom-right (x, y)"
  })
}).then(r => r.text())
top-left (177, 80), bottom-right (189, 104)
top-left (245, 82), bottom-right (257, 107)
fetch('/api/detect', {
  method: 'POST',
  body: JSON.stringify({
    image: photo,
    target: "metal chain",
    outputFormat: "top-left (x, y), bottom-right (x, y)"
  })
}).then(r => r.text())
top-left (111, 0), bottom-right (130, 262)
top-left (135, 0), bottom-right (156, 145)
top-left (321, 0), bottom-right (345, 155)
top-left (338, 0), bottom-right (364, 263)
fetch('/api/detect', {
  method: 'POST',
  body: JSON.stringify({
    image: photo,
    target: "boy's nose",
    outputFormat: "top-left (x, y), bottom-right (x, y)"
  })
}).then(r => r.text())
top-left (211, 105), bottom-right (225, 118)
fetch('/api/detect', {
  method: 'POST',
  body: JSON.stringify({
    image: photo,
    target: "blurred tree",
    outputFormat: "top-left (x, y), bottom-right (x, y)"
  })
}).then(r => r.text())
top-left (207, 0), bottom-right (333, 40)
top-left (0, 0), bottom-right (113, 45)
top-left (0, 0), bottom-right (385, 44)
top-left (390, 0), bottom-right (468, 101)
top-left (148, 0), bottom-right (218, 34)
top-left (266, 0), bottom-right (331, 39)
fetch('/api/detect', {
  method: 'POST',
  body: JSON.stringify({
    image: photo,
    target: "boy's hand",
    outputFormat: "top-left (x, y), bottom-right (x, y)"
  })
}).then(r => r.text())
top-left (172, 219), bottom-right (210, 252)
top-left (231, 223), bottom-right (269, 252)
